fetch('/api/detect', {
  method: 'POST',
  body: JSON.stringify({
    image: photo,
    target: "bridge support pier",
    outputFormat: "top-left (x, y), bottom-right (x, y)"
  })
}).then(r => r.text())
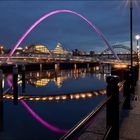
top-left (130, 67), bottom-right (135, 94)
top-left (74, 64), bottom-right (77, 70)
top-left (22, 65), bottom-right (26, 94)
top-left (13, 65), bottom-right (18, 105)
top-left (40, 63), bottom-right (42, 72)
top-left (55, 63), bottom-right (60, 72)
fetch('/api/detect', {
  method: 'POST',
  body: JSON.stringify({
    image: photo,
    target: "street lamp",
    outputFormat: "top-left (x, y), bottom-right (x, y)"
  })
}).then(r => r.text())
top-left (135, 35), bottom-right (140, 63)
top-left (135, 35), bottom-right (140, 46)
top-left (130, 0), bottom-right (133, 67)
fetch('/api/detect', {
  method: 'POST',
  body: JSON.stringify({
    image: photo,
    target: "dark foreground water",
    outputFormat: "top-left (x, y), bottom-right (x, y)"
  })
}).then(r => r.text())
top-left (0, 68), bottom-right (108, 140)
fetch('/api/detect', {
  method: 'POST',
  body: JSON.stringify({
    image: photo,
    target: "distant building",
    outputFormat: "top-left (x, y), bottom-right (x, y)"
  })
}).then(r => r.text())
top-left (15, 47), bottom-right (23, 55)
top-left (90, 51), bottom-right (95, 56)
top-left (72, 49), bottom-right (80, 56)
top-left (51, 43), bottom-right (69, 55)
top-left (25, 44), bottom-right (50, 54)
top-left (72, 49), bottom-right (90, 56)
top-left (0, 45), bottom-right (4, 54)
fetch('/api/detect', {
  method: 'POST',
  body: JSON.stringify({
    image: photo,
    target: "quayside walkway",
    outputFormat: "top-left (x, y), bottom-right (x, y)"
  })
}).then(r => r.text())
top-left (60, 65), bottom-right (140, 140)
top-left (119, 72), bottom-right (140, 140)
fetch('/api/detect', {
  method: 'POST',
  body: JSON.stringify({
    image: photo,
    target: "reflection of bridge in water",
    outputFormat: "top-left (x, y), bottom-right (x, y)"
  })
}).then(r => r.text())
top-left (4, 81), bottom-right (124, 102)
top-left (4, 67), bottom-right (124, 102)
top-left (25, 68), bottom-right (107, 88)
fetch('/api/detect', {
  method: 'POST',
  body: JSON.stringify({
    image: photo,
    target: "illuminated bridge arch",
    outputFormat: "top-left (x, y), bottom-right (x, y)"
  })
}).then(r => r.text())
top-left (100, 44), bottom-right (137, 55)
top-left (7, 9), bottom-right (119, 61)
top-left (6, 9), bottom-right (121, 133)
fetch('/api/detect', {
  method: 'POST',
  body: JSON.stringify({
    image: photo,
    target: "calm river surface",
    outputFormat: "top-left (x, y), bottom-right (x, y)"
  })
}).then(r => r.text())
top-left (0, 68), bottom-right (109, 140)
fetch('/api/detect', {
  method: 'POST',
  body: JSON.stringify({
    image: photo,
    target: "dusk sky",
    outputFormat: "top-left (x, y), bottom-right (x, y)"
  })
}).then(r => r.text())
top-left (0, 0), bottom-right (140, 52)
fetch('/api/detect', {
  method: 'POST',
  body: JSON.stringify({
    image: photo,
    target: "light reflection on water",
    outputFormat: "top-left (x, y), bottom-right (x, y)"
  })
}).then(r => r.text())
top-left (1, 68), bottom-right (109, 140)
top-left (19, 68), bottom-right (107, 95)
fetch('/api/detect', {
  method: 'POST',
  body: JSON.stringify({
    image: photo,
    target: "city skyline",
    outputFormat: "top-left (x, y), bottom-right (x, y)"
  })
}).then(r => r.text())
top-left (0, 0), bottom-right (140, 53)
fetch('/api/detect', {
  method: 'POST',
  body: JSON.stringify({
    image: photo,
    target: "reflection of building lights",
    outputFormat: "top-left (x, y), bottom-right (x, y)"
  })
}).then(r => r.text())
top-left (42, 97), bottom-right (47, 100)
top-left (55, 96), bottom-right (60, 100)
top-left (94, 92), bottom-right (99, 96)
top-left (73, 69), bottom-right (78, 79)
top-left (4, 80), bottom-right (124, 102)
top-left (81, 94), bottom-right (86, 98)
top-left (113, 64), bottom-right (128, 69)
top-left (96, 66), bottom-right (99, 71)
top-left (87, 93), bottom-right (92, 97)
top-left (2, 78), bottom-right (4, 89)
top-left (29, 98), bottom-right (33, 101)
top-left (18, 96), bottom-right (23, 100)
top-left (54, 77), bottom-right (62, 88)
top-left (99, 90), bottom-right (106, 95)
top-left (96, 73), bottom-right (101, 80)
top-left (62, 96), bottom-right (67, 100)
top-left (70, 95), bottom-right (74, 99)
top-left (35, 97), bottom-right (40, 101)
top-left (48, 97), bottom-right (53, 100)
top-left (34, 79), bottom-right (50, 87)
top-left (75, 94), bottom-right (80, 99)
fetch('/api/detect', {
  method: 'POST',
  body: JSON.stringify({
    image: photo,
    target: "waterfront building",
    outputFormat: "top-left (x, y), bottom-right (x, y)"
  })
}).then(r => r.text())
top-left (51, 43), bottom-right (69, 55)
top-left (0, 45), bottom-right (4, 54)
top-left (25, 44), bottom-right (50, 54)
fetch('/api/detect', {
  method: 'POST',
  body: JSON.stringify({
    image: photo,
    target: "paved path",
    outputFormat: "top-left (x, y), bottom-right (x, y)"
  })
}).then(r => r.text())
top-left (78, 68), bottom-right (140, 140)
top-left (120, 71), bottom-right (140, 140)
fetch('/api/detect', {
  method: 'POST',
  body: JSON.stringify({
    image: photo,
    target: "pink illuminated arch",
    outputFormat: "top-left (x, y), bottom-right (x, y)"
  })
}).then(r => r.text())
top-left (6, 9), bottom-right (120, 134)
top-left (7, 9), bottom-right (119, 61)
top-left (6, 77), bottom-right (68, 134)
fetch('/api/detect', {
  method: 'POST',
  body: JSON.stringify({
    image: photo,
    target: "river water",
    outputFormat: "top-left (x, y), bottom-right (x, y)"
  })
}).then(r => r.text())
top-left (0, 68), bottom-right (109, 140)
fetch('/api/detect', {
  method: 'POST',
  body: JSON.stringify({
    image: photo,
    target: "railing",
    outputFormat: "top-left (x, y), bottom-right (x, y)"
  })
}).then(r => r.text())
top-left (60, 65), bottom-right (139, 140)
top-left (59, 96), bottom-right (111, 140)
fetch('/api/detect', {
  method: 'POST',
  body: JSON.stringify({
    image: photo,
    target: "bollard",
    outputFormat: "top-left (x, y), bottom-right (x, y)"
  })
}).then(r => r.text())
top-left (130, 67), bottom-right (135, 94)
top-left (40, 63), bottom-right (42, 72)
top-left (21, 65), bottom-right (26, 93)
top-left (87, 63), bottom-right (90, 72)
top-left (132, 66), bottom-right (137, 85)
top-left (135, 65), bottom-right (139, 81)
top-left (13, 65), bottom-right (18, 105)
top-left (0, 70), bottom-right (4, 131)
top-left (134, 65), bottom-right (139, 82)
top-left (102, 64), bottom-right (104, 74)
top-left (87, 63), bottom-right (89, 69)
top-left (123, 70), bottom-right (131, 109)
top-left (106, 75), bottom-right (119, 140)
top-left (55, 63), bottom-right (60, 72)
top-left (74, 64), bottom-right (77, 70)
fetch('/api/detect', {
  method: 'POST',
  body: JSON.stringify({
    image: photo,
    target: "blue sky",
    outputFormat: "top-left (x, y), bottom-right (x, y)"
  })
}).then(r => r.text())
top-left (0, 0), bottom-right (140, 52)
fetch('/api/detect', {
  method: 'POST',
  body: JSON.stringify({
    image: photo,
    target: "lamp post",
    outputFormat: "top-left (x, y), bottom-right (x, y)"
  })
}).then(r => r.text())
top-left (135, 35), bottom-right (140, 63)
top-left (130, 0), bottom-right (133, 68)
top-left (136, 35), bottom-right (140, 46)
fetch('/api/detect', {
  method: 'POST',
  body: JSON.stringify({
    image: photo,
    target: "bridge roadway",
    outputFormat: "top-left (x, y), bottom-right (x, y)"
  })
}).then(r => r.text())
top-left (0, 56), bottom-right (131, 73)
